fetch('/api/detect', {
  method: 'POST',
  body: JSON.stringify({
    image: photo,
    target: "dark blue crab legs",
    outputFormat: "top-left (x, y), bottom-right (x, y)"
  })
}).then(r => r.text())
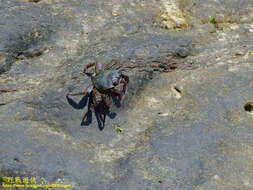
top-left (81, 87), bottom-right (99, 122)
top-left (81, 88), bottom-right (110, 128)
top-left (100, 93), bottom-right (111, 128)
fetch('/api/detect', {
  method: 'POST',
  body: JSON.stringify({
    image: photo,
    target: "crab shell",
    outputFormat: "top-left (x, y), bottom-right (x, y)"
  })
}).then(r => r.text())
top-left (91, 70), bottom-right (122, 92)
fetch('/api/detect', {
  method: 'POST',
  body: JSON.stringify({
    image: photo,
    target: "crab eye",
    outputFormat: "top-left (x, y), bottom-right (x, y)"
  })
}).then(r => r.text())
top-left (113, 81), bottom-right (118, 86)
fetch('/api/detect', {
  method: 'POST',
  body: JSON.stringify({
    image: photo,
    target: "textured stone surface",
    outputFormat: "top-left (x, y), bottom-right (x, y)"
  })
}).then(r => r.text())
top-left (0, 0), bottom-right (253, 189)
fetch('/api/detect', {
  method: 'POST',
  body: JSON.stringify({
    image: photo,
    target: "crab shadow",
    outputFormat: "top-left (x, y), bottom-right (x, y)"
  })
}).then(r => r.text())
top-left (66, 92), bottom-right (121, 131)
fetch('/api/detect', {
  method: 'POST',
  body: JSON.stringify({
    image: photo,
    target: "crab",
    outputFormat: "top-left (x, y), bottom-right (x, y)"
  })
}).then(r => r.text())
top-left (66, 60), bottom-right (129, 129)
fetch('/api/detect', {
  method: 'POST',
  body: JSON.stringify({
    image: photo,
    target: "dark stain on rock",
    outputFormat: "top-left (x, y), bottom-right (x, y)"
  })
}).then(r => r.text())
top-left (0, 4), bottom-right (66, 74)
top-left (28, 0), bottom-right (41, 2)
top-left (244, 102), bottom-right (253, 112)
top-left (174, 86), bottom-right (182, 94)
top-left (13, 158), bottom-right (20, 162)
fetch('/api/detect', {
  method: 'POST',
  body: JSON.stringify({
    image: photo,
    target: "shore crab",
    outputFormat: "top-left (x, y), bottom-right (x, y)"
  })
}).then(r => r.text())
top-left (67, 60), bottom-right (129, 128)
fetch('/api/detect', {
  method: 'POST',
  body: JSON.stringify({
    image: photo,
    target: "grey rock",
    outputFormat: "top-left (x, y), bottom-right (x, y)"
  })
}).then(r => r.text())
top-left (0, 1), bottom-right (66, 74)
top-left (0, 0), bottom-right (253, 190)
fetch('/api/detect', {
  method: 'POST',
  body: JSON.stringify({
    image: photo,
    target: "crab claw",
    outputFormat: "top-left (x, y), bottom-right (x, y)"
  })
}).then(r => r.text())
top-left (119, 94), bottom-right (124, 100)
top-left (113, 81), bottom-right (119, 86)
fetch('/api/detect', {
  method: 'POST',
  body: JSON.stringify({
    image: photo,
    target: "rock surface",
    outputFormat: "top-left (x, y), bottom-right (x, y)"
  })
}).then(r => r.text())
top-left (0, 0), bottom-right (253, 189)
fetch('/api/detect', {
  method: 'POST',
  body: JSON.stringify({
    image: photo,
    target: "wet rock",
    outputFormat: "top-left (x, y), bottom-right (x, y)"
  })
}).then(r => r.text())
top-left (0, 2), bottom-right (63, 74)
top-left (0, 0), bottom-right (253, 189)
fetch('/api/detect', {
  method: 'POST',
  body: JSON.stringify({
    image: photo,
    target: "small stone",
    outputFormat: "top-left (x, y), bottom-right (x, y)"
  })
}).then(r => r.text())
top-left (175, 48), bottom-right (190, 58)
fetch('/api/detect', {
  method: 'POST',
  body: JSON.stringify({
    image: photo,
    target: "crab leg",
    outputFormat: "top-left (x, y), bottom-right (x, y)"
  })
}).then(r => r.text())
top-left (92, 88), bottom-right (99, 105)
top-left (112, 89), bottom-right (124, 100)
top-left (83, 62), bottom-right (96, 73)
top-left (110, 75), bottom-right (129, 100)
top-left (100, 93), bottom-right (111, 128)
top-left (82, 88), bottom-right (97, 122)
top-left (121, 74), bottom-right (129, 90)
top-left (119, 74), bottom-right (129, 97)
top-left (121, 74), bottom-right (129, 83)
top-left (104, 59), bottom-right (122, 70)
top-left (83, 62), bottom-right (103, 74)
